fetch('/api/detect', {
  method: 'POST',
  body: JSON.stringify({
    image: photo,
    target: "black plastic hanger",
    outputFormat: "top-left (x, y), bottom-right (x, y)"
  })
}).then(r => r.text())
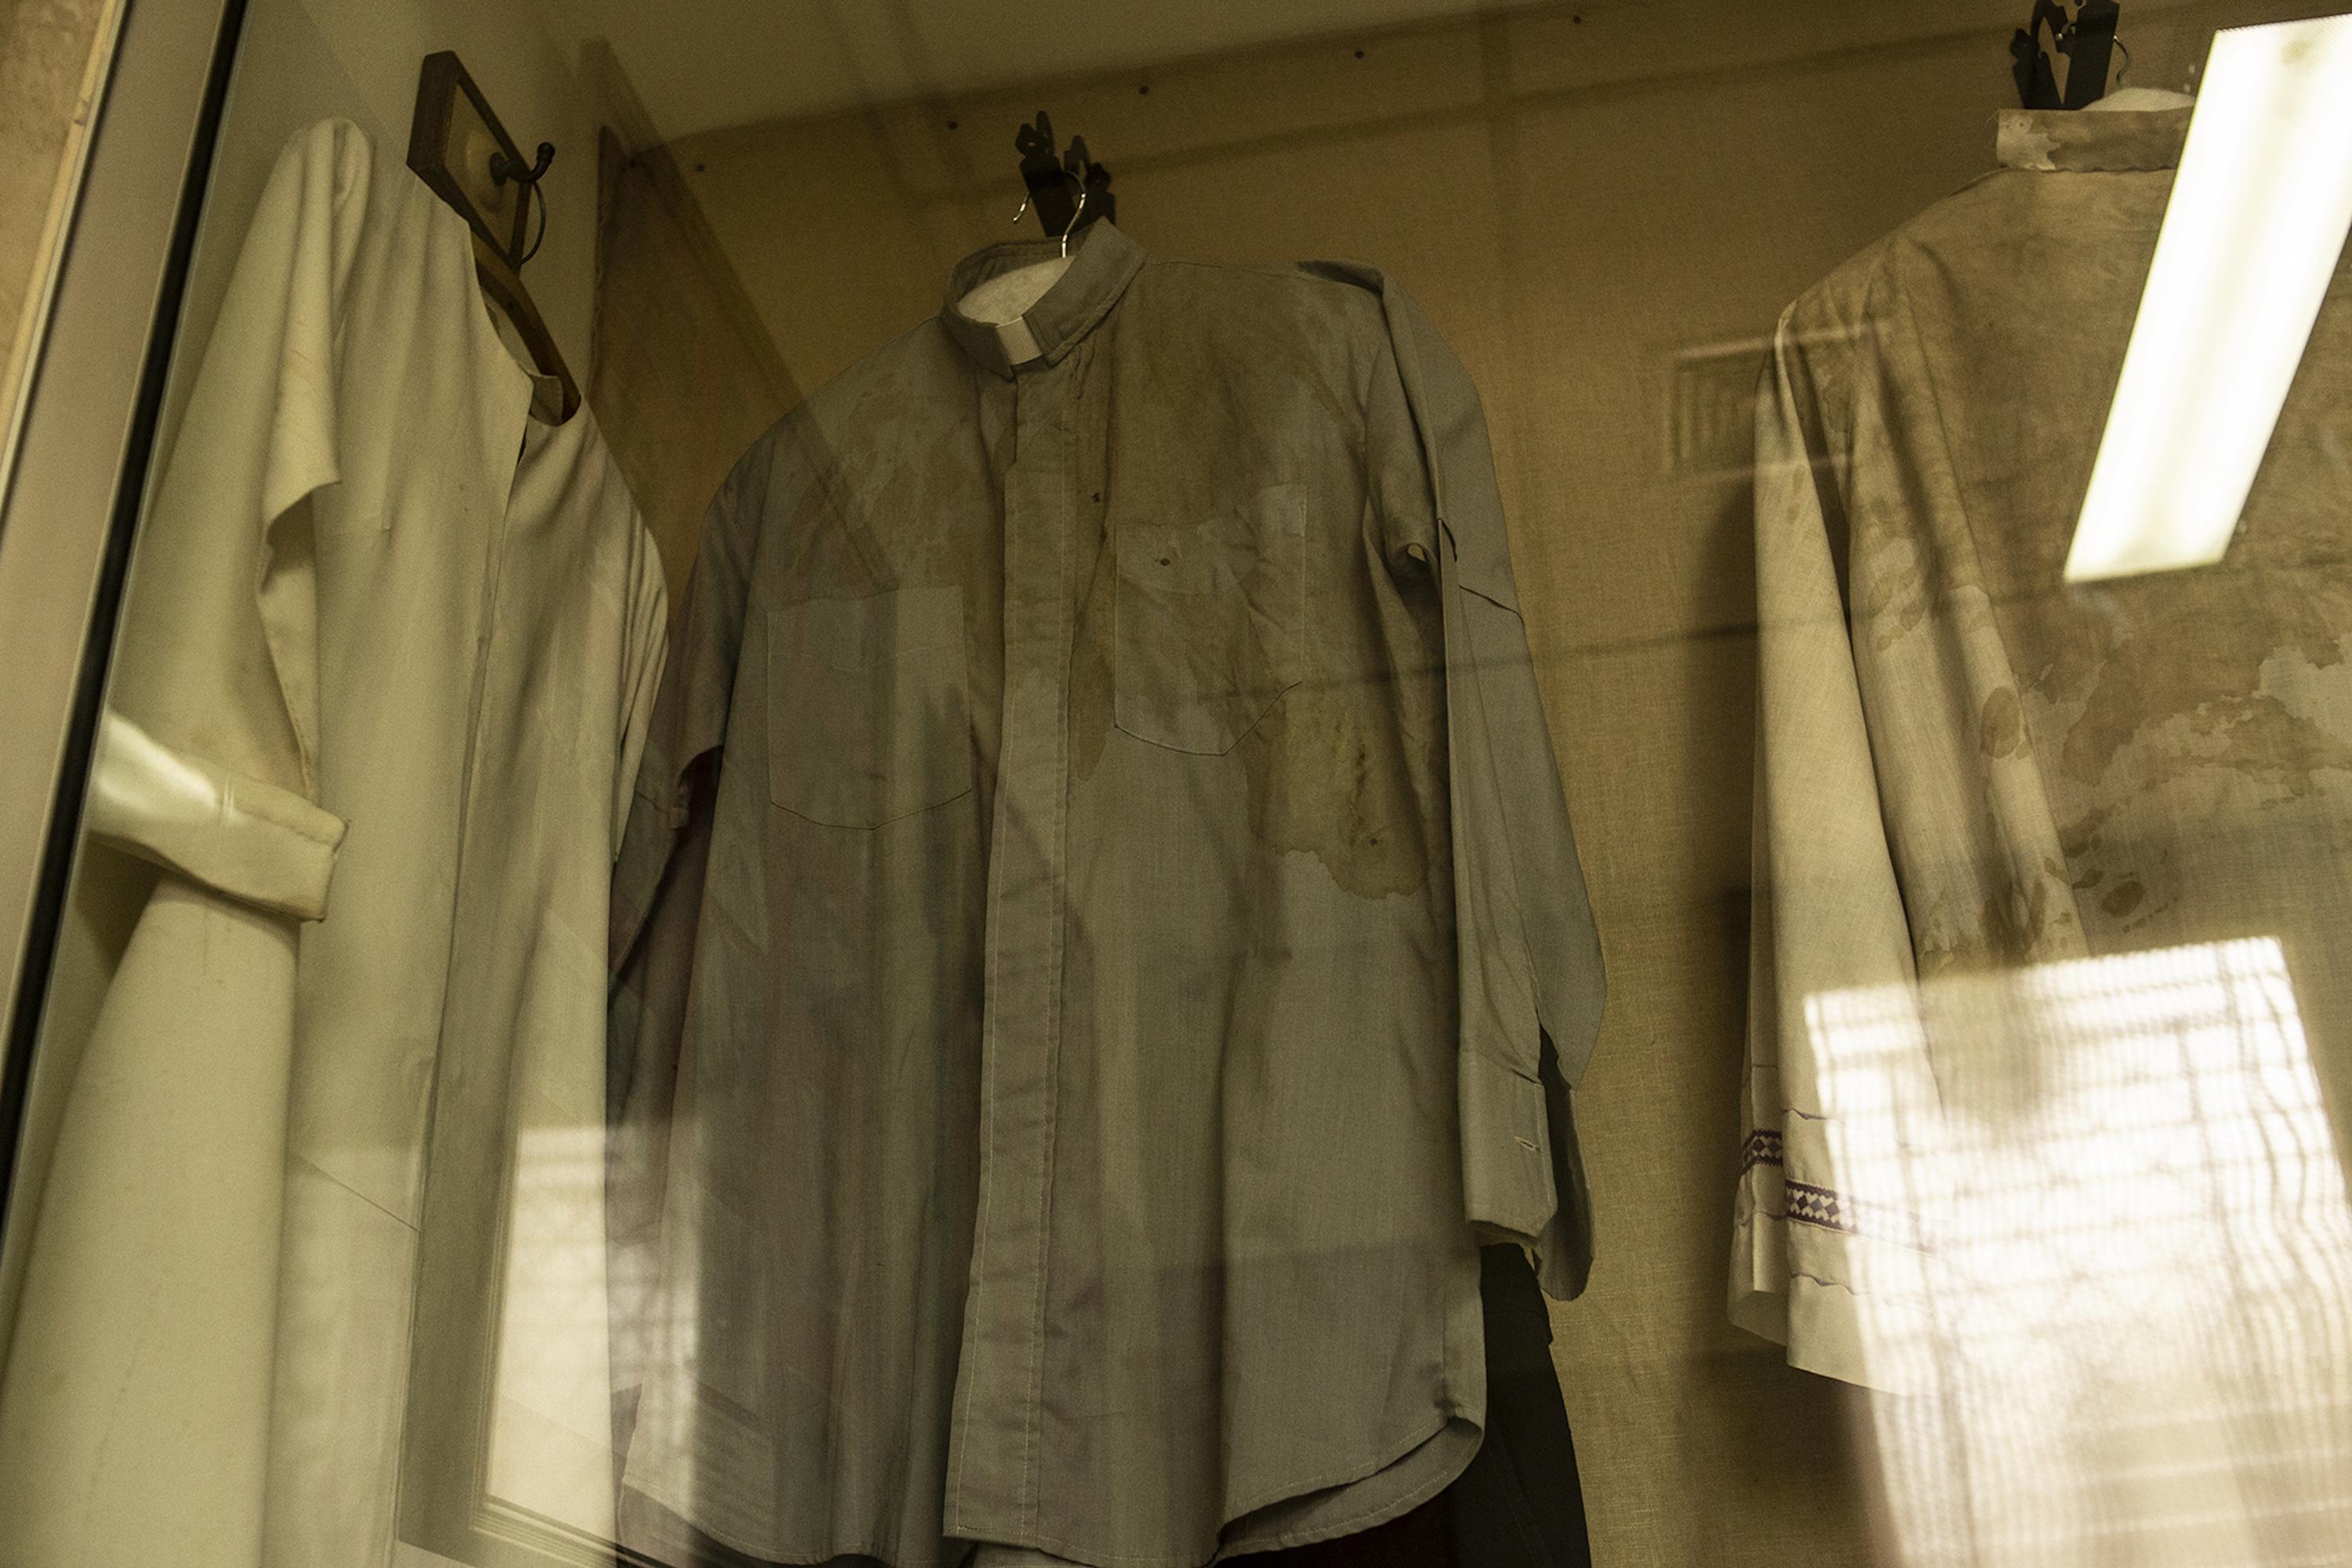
top-left (1013, 111), bottom-right (1115, 243)
top-left (2011, 0), bottom-right (2124, 111)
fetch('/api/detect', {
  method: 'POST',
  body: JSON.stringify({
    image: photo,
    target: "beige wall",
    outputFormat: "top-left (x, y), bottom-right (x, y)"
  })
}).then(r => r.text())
top-left (647, 2), bottom-right (2340, 1561)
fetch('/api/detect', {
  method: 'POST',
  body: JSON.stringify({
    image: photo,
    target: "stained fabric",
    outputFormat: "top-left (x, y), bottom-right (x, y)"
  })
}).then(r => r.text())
top-left (0, 118), bottom-right (667, 1567)
top-left (1734, 96), bottom-right (2352, 1388)
top-left (607, 220), bottom-right (1603, 1567)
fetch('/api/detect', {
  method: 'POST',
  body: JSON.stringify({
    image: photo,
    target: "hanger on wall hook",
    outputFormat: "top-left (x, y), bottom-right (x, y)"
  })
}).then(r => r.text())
top-left (407, 52), bottom-right (579, 421)
top-left (1011, 110), bottom-right (1115, 241)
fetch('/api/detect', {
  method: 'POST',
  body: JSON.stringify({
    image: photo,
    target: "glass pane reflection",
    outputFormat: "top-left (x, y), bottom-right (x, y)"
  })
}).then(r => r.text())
top-left (1809, 939), bottom-right (2352, 1566)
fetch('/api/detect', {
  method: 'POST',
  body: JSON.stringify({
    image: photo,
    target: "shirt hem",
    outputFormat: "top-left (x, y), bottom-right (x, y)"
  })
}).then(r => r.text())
top-left (949, 1406), bottom-right (1479, 1566)
top-left (619, 1475), bottom-right (964, 1568)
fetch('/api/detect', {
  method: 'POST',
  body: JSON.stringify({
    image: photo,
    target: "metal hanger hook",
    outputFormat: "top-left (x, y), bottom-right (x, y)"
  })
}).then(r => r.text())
top-left (1012, 194), bottom-right (1030, 227)
top-left (489, 140), bottom-right (556, 188)
top-left (1060, 186), bottom-right (1088, 258)
top-left (2112, 35), bottom-right (2132, 86)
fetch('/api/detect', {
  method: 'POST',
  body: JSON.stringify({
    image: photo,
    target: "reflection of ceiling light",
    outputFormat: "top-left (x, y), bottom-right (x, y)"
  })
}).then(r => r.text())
top-left (2065, 15), bottom-right (2352, 583)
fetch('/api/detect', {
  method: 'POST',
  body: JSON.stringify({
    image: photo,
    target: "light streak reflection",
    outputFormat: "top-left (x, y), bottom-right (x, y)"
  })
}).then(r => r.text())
top-left (1809, 938), bottom-right (2352, 1566)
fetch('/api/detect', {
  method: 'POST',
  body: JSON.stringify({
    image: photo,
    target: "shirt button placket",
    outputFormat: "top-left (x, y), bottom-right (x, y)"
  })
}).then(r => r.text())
top-left (947, 349), bottom-right (1076, 1541)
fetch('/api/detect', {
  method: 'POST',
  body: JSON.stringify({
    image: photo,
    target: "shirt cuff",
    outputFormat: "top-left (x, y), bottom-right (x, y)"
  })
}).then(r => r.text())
top-left (85, 710), bottom-right (345, 921)
top-left (1460, 1048), bottom-right (1556, 1243)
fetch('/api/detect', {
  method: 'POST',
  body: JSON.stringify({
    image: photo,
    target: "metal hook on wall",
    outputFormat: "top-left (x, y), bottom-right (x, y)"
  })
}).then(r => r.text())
top-left (488, 140), bottom-right (556, 265)
top-left (489, 140), bottom-right (555, 188)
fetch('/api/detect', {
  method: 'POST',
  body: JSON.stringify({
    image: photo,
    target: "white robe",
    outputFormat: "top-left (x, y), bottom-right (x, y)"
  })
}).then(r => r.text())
top-left (0, 117), bottom-right (666, 1567)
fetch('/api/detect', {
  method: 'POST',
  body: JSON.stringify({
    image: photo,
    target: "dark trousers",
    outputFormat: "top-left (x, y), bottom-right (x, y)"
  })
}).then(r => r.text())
top-left (1266, 1245), bottom-right (1594, 1567)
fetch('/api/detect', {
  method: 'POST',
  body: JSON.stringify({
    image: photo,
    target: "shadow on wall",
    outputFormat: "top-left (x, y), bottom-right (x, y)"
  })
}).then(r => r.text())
top-left (589, 122), bottom-right (800, 613)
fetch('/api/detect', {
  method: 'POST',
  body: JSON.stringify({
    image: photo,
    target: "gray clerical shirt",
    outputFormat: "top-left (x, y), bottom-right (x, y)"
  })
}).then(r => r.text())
top-left (607, 220), bottom-right (1603, 1568)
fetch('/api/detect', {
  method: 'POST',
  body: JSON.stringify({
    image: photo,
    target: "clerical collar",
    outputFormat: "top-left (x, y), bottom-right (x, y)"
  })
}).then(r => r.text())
top-left (941, 219), bottom-right (1145, 378)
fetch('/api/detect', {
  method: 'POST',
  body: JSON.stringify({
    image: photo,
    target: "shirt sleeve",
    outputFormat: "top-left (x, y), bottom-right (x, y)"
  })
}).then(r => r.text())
top-left (608, 438), bottom-right (769, 976)
top-left (604, 435), bottom-right (768, 1437)
top-left (1370, 278), bottom-right (1606, 1301)
top-left (1735, 300), bottom-right (2084, 1388)
top-left (82, 712), bottom-right (345, 921)
top-left (100, 118), bottom-right (371, 919)
top-left (1733, 310), bottom-right (1922, 1382)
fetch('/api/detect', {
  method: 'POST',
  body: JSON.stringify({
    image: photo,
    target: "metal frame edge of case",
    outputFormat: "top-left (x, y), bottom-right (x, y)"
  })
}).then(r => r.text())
top-left (0, 0), bottom-right (251, 1342)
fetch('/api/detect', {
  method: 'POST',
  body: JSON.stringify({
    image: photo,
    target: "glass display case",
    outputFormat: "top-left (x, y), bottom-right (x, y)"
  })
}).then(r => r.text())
top-left (3, 3), bottom-right (2350, 1565)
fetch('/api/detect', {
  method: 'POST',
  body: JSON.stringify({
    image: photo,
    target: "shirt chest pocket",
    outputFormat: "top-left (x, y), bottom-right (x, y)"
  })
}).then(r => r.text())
top-left (767, 587), bottom-right (971, 828)
top-left (1112, 483), bottom-right (1306, 755)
